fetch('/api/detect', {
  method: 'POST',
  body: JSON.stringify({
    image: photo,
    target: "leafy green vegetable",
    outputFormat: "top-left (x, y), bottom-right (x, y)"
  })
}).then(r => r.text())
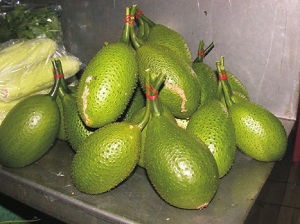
top-left (0, 3), bottom-right (63, 43)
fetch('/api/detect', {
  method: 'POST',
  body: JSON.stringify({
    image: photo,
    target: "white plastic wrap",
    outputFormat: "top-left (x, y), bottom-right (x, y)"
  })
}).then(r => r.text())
top-left (0, 37), bottom-right (82, 102)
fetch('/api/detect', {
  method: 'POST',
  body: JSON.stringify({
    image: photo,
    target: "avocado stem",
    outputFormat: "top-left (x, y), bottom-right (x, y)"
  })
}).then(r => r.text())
top-left (220, 55), bottom-right (225, 67)
top-left (49, 60), bottom-right (62, 100)
top-left (217, 79), bottom-right (223, 100)
top-left (57, 60), bottom-right (71, 93)
top-left (134, 69), bottom-right (166, 129)
top-left (136, 14), bottom-right (145, 39)
top-left (193, 41), bottom-right (214, 63)
top-left (204, 42), bottom-right (214, 57)
top-left (194, 40), bottom-right (205, 63)
top-left (53, 59), bottom-right (73, 99)
top-left (149, 70), bottom-right (167, 117)
top-left (136, 7), bottom-right (156, 28)
top-left (216, 60), bottom-right (234, 107)
top-left (120, 7), bottom-right (131, 45)
top-left (129, 5), bottom-right (144, 49)
top-left (153, 70), bottom-right (166, 92)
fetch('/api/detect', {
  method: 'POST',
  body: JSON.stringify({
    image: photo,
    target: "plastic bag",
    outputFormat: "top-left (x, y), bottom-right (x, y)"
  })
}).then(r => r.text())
top-left (0, 37), bottom-right (82, 102)
top-left (0, 1), bottom-right (64, 46)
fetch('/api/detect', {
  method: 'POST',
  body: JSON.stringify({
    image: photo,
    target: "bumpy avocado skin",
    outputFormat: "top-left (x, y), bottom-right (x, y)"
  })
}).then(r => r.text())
top-left (137, 44), bottom-right (201, 119)
top-left (229, 100), bottom-right (287, 162)
top-left (77, 42), bottom-right (138, 128)
top-left (144, 116), bottom-right (219, 209)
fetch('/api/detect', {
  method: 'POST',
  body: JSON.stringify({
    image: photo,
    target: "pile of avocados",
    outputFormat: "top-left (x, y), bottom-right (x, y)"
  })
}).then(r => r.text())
top-left (0, 4), bottom-right (288, 210)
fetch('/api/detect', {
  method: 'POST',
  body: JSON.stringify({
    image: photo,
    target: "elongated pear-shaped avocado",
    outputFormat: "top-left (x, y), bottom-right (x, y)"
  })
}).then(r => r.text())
top-left (77, 42), bottom-right (138, 128)
top-left (0, 62), bottom-right (61, 168)
top-left (187, 99), bottom-right (236, 178)
top-left (77, 8), bottom-right (138, 128)
top-left (229, 100), bottom-right (287, 161)
top-left (142, 69), bottom-right (219, 209)
top-left (0, 95), bottom-right (60, 168)
top-left (145, 115), bottom-right (219, 209)
top-left (71, 122), bottom-right (141, 194)
top-left (217, 60), bottom-right (287, 162)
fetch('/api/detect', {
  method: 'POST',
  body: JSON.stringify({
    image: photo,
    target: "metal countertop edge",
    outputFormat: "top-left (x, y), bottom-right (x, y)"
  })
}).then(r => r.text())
top-left (0, 167), bottom-right (137, 224)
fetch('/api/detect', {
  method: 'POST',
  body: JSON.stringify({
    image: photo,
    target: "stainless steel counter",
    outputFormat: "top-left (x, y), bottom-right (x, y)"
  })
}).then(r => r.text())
top-left (0, 119), bottom-right (294, 224)
top-left (0, 143), bottom-right (271, 224)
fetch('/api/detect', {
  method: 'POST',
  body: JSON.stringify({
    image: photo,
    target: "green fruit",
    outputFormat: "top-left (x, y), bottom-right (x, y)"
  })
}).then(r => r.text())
top-left (217, 60), bottom-right (287, 162)
top-left (0, 94), bottom-right (60, 168)
top-left (77, 31), bottom-right (138, 128)
top-left (71, 122), bottom-right (141, 194)
top-left (136, 43), bottom-right (200, 118)
top-left (144, 115), bottom-right (219, 209)
top-left (228, 100), bottom-right (287, 161)
top-left (187, 99), bottom-right (236, 178)
top-left (77, 42), bottom-right (138, 128)
top-left (129, 102), bottom-right (176, 168)
top-left (129, 5), bottom-right (200, 119)
top-left (138, 11), bottom-right (192, 65)
top-left (146, 24), bottom-right (192, 65)
top-left (139, 68), bottom-right (218, 209)
top-left (59, 84), bottom-right (96, 152)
